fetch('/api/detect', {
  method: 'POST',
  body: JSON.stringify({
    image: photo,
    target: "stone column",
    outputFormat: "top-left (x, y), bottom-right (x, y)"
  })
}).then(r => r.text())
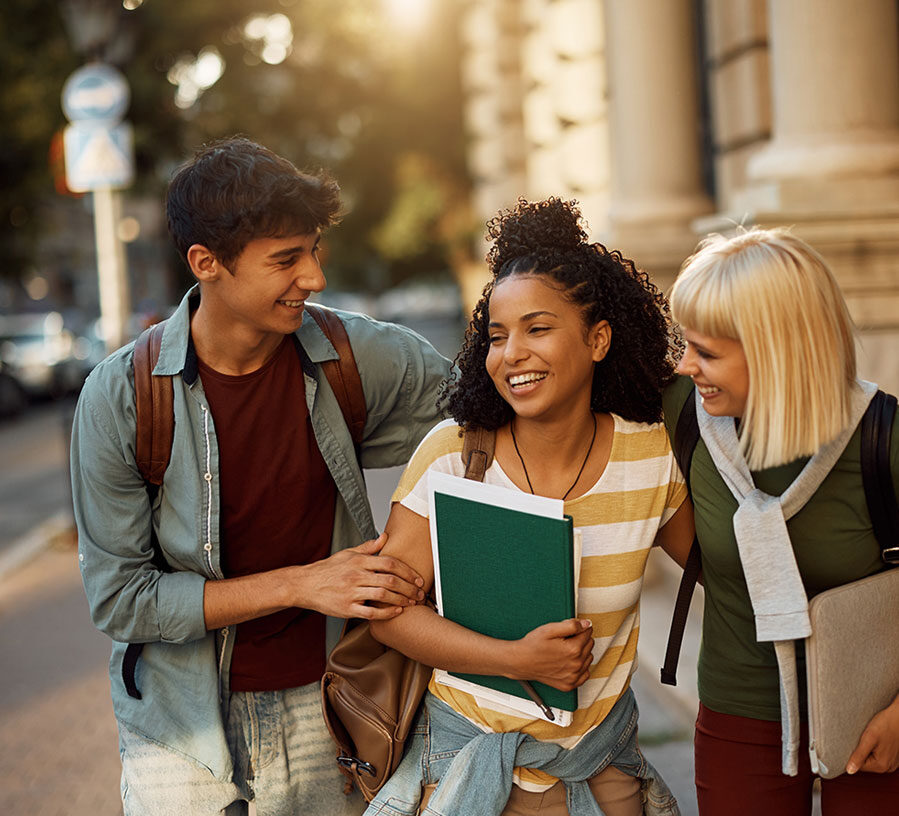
top-left (458, 0), bottom-right (528, 308)
top-left (747, 0), bottom-right (899, 192)
top-left (604, 0), bottom-right (712, 282)
top-left (709, 0), bottom-right (899, 394)
top-left (521, 0), bottom-right (610, 236)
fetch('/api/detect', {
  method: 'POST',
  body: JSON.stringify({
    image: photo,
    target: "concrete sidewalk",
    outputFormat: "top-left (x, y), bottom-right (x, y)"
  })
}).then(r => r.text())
top-left (0, 536), bottom-right (122, 816)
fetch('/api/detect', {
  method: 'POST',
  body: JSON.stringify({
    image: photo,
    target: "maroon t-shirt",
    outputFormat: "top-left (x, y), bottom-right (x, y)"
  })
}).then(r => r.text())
top-left (198, 337), bottom-right (337, 691)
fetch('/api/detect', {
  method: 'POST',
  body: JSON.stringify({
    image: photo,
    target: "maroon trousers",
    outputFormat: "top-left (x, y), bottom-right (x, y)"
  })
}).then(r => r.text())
top-left (694, 704), bottom-right (899, 815)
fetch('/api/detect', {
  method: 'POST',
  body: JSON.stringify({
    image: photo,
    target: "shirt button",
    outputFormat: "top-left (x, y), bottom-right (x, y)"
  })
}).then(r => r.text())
top-left (204, 472), bottom-right (212, 482)
top-left (78, 553), bottom-right (84, 562)
top-left (204, 543), bottom-right (213, 552)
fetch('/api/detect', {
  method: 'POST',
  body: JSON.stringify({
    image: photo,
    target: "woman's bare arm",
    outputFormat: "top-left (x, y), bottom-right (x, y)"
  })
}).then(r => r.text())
top-left (369, 502), bottom-right (594, 691)
top-left (654, 499), bottom-right (696, 569)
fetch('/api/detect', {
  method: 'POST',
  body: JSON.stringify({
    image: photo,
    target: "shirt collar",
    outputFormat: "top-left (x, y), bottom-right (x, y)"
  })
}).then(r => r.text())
top-left (154, 285), bottom-right (337, 383)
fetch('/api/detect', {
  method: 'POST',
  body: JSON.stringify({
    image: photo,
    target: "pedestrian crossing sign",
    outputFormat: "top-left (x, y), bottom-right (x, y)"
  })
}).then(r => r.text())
top-left (63, 122), bottom-right (135, 192)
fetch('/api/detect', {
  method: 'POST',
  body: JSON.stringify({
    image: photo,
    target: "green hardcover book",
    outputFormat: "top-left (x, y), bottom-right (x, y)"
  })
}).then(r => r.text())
top-left (427, 471), bottom-right (579, 719)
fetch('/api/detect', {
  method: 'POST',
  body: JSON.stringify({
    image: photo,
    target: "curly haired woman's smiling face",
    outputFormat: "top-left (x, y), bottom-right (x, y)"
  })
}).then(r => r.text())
top-left (485, 274), bottom-right (610, 423)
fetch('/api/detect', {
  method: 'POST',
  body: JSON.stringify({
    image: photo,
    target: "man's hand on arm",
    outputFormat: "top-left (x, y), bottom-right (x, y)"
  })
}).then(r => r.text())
top-left (203, 532), bottom-right (425, 630)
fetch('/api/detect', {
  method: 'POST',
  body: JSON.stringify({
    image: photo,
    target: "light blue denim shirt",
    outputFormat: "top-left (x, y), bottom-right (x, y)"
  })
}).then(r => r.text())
top-left (71, 287), bottom-right (451, 781)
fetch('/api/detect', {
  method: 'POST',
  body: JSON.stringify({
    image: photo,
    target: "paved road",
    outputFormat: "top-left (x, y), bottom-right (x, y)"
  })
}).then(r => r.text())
top-left (0, 398), bottom-right (76, 554)
top-left (0, 540), bottom-right (121, 816)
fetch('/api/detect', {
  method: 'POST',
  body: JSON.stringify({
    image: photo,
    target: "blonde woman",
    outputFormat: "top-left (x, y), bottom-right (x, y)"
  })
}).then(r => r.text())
top-left (664, 227), bottom-right (899, 814)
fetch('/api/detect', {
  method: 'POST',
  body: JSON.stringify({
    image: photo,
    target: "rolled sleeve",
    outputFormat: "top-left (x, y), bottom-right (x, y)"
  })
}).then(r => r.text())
top-left (348, 316), bottom-right (452, 469)
top-left (156, 570), bottom-right (208, 642)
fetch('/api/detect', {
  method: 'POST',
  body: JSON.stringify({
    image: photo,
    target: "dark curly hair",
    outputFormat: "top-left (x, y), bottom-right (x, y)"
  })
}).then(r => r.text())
top-left (166, 136), bottom-right (342, 270)
top-left (441, 197), bottom-right (681, 428)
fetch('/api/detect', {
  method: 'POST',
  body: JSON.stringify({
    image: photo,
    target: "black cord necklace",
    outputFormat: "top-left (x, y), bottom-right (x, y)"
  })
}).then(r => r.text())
top-left (510, 412), bottom-right (598, 500)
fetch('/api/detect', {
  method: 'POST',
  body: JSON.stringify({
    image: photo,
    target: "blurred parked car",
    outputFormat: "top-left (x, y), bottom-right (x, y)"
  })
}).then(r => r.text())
top-left (375, 282), bottom-right (464, 324)
top-left (0, 312), bottom-right (87, 399)
top-left (0, 359), bottom-right (28, 417)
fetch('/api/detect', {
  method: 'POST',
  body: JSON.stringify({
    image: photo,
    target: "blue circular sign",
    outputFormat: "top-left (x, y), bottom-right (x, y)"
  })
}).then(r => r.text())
top-left (62, 63), bottom-right (130, 124)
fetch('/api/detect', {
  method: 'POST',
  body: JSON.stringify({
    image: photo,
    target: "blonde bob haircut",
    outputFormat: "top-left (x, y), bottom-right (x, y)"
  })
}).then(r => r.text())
top-left (670, 227), bottom-right (857, 470)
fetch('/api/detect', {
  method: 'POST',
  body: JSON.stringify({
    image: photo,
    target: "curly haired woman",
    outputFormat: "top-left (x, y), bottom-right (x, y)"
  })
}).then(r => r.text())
top-left (362, 198), bottom-right (695, 816)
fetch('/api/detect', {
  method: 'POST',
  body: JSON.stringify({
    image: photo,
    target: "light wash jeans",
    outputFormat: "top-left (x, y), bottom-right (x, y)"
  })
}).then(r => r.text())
top-left (118, 681), bottom-right (365, 816)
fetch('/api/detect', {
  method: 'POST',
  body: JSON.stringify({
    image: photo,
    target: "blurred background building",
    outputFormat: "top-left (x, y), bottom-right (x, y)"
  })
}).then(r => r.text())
top-left (457, 0), bottom-right (899, 393)
top-left (0, 0), bottom-right (896, 398)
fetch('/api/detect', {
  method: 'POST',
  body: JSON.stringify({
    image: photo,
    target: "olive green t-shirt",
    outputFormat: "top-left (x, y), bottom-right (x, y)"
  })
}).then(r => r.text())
top-left (663, 376), bottom-right (899, 721)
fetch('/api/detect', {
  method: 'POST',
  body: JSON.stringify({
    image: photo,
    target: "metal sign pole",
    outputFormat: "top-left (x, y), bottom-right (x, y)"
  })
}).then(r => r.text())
top-left (92, 186), bottom-right (130, 353)
top-left (61, 63), bottom-right (135, 355)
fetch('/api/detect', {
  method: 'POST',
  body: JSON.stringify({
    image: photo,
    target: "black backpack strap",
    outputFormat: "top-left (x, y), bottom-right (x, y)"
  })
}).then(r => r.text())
top-left (661, 386), bottom-right (702, 686)
top-left (861, 390), bottom-right (899, 562)
top-left (122, 644), bottom-right (144, 699)
top-left (673, 389), bottom-right (699, 494)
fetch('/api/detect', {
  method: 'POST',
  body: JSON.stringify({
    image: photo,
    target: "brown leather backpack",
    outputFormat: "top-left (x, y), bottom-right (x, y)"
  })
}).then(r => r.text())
top-left (320, 425), bottom-right (496, 801)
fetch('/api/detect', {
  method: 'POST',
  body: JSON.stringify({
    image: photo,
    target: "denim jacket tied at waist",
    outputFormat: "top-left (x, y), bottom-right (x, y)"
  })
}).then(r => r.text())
top-left (364, 688), bottom-right (679, 816)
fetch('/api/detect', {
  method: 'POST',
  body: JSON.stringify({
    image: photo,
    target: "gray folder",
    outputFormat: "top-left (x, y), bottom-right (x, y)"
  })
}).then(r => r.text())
top-left (805, 567), bottom-right (899, 778)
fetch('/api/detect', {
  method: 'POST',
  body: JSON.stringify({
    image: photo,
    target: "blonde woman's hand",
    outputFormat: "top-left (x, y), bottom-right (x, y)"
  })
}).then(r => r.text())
top-left (846, 695), bottom-right (899, 774)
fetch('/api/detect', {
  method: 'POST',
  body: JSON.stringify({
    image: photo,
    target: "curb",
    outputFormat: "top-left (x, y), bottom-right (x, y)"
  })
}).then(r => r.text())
top-left (0, 509), bottom-right (75, 585)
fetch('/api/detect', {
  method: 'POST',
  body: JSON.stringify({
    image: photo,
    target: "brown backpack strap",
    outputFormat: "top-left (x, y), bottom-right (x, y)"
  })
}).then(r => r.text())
top-left (128, 320), bottom-right (173, 700)
top-left (461, 425), bottom-right (496, 482)
top-left (133, 321), bottom-right (173, 486)
top-left (305, 304), bottom-right (367, 447)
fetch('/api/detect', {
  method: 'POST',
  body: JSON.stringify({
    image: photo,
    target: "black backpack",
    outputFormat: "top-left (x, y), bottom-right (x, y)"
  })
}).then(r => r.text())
top-left (660, 388), bottom-right (899, 686)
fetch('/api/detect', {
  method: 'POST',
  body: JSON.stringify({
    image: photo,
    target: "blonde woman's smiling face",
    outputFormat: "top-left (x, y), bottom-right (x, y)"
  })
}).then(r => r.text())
top-left (677, 328), bottom-right (750, 418)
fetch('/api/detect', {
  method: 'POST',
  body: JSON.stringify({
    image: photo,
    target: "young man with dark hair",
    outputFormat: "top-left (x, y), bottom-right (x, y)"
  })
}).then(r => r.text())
top-left (71, 137), bottom-right (452, 815)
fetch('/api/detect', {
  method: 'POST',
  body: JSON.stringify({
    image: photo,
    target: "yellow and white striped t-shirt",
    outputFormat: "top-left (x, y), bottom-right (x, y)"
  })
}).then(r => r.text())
top-left (391, 416), bottom-right (687, 791)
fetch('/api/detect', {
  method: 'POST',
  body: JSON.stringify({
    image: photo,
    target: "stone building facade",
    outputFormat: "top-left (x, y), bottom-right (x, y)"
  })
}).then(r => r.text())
top-left (458, 0), bottom-right (899, 393)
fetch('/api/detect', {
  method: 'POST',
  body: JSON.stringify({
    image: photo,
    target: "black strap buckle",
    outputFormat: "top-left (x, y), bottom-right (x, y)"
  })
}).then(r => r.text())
top-left (337, 755), bottom-right (376, 777)
top-left (881, 547), bottom-right (899, 564)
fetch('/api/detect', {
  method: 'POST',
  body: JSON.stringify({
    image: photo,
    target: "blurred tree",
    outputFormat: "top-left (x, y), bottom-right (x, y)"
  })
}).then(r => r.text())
top-left (370, 153), bottom-right (474, 288)
top-left (0, 1), bottom-right (79, 282)
top-left (0, 0), bottom-right (472, 296)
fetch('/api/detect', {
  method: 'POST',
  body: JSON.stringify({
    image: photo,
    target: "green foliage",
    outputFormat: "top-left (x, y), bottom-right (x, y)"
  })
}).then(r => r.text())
top-left (0, 1), bottom-right (79, 275)
top-left (369, 153), bottom-right (476, 288)
top-left (0, 0), bottom-right (472, 294)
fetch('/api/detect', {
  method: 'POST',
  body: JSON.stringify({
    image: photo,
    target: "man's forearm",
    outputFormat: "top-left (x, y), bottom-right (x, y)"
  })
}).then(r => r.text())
top-left (202, 565), bottom-right (309, 630)
top-left (202, 537), bottom-right (426, 629)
